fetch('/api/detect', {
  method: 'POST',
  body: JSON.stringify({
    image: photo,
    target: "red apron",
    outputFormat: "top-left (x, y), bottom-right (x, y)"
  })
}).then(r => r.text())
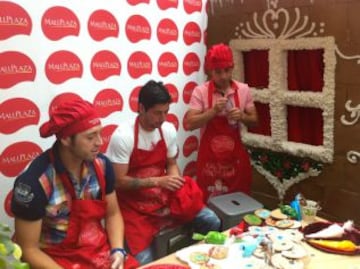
top-left (196, 81), bottom-right (252, 202)
top-left (43, 150), bottom-right (112, 269)
top-left (117, 117), bottom-right (174, 255)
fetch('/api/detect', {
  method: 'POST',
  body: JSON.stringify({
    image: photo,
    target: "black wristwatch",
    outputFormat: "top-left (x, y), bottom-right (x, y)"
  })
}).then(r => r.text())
top-left (110, 247), bottom-right (128, 257)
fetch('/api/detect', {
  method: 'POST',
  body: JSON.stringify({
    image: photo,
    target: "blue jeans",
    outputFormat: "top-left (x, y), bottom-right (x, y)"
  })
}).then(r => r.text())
top-left (135, 207), bottom-right (221, 265)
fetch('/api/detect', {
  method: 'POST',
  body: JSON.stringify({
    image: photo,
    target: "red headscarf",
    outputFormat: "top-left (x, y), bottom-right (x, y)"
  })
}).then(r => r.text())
top-left (39, 98), bottom-right (101, 139)
top-left (205, 43), bottom-right (234, 71)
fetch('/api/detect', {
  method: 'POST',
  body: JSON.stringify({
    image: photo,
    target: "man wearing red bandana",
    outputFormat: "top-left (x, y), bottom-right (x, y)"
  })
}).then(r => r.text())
top-left (106, 80), bottom-right (221, 266)
top-left (11, 98), bottom-right (138, 269)
top-left (185, 43), bottom-right (259, 202)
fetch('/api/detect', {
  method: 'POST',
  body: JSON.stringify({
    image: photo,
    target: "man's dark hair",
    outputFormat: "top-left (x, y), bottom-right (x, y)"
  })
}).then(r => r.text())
top-left (138, 80), bottom-right (171, 111)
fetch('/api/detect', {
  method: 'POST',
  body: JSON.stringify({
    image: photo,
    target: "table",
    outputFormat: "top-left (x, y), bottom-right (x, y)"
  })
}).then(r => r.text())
top-left (139, 219), bottom-right (360, 269)
top-left (139, 247), bottom-right (360, 268)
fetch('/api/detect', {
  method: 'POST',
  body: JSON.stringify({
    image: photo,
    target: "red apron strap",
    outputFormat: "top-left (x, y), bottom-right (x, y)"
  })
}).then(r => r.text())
top-left (232, 82), bottom-right (240, 107)
top-left (48, 150), bottom-right (77, 199)
top-left (208, 80), bottom-right (240, 108)
top-left (134, 116), bottom-right (164, 147)
top-left (134, 116), bottom-right (140, 149)
top-left (208, 81), bottom-right (215, 107)
top-left (93, 158), bottom-right (106, 200)
top-left (48, 148), bottom-right (106, 200)
top-left (158, 123), bottom-right (164, 140)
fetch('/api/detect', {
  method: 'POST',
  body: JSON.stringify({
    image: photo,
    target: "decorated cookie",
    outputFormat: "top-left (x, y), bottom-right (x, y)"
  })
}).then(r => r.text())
top-left (271, 253), bottom-right (304, 269)
top-left (254, 208), bottom-right (271, 219)
top-left (240, 258), bottom-right (262, 269)
top-left (275, 219), bottom-right (294, 229)
top-left (284, 229), bottom-right (304, 242)
top-left (282, 244), bottom-right (307, 259)
top-left (262, 225), bottom-right (278, 234)
top-left (244, 214), bottom-right (262, 226)
top-left (265, 217), bottom-right (277, 226)
top-left (273, 239), bottom-right (294, 251)
top-left (289, 220), bottom-right (302, 229)
top-left (253, 247), bottom-right (265, 259)
top-left (248, 226), bottom-right (265, 235)
top-left (189, 251), bottom-right (210, 265)
top-left (208, 245), bottom-right (228, 259)
top-left (268, 232), bottom-right (287, 242)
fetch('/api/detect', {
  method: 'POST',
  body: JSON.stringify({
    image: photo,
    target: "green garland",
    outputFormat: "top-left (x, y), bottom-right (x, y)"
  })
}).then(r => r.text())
top-left (249, 147), bottom-right (323, 180)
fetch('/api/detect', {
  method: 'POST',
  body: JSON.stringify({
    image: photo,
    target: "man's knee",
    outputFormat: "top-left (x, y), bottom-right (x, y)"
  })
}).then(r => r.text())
top-left (194, 207), bottom-right (221, 231)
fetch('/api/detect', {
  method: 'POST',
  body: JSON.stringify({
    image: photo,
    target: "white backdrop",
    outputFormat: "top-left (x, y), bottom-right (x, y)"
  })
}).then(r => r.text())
top-left (0, 0), bottom-right (207, 228)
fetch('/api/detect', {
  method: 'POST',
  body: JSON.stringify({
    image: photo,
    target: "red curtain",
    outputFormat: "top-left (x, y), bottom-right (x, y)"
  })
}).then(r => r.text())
top-left (243, 50), bottom-right (269, 88)
top-left (242, 49), bottom-right (324, 146)
top-left (248, 102), bottom-right (271, 136)
top-left (288, 49), bottom-right (324, 92)
top-left (287, 49), bottom-right (324, 145)
top-left (243, 50), bottom-right (271, 136)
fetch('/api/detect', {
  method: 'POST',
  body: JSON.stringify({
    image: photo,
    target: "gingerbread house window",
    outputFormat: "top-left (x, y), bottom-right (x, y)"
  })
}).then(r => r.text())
top-left (230, 37), bottom-right (336, 162)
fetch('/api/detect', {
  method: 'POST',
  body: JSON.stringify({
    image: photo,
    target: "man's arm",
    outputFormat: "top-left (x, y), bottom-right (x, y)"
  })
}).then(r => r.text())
top-left (104, 191), bottom-right (126, 269)
top-left (185, 108), bottom-right (217, 131)
top-left (112, 163), bottom-right (155, 190)
top-left (185, 97), bottom-right (227, 131)
top-left (15, 218), bottom-right (63, 269)
top-left (112, 160), bottom-right (184, 192)
top-left (166, 156), bottom-right (180, 176)
top-left (105, 191), bottom-right (125, 249)
top-left (241, 105), bottom-right (258, 127)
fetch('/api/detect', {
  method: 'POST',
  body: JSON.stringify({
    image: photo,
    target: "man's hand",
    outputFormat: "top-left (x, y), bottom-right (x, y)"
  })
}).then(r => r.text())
top-left (227, 107), bottom-right (243, 122)
top-left (110, 251), bottom-right (125, 269)
top-left (155, 175), bottom-right (185, 191)
top-left (213, 97), bottom-right (227, 113)
top-left (227, 106), bottom-right (258, 127)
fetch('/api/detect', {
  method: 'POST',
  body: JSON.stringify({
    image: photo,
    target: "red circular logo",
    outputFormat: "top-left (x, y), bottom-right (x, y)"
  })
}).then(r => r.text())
top-left (0, 98), bottom-right (40, 134)
top-left (157, 18), bottom-right (178, 44)
top-left (88, 9), bottom-right (119, 41)
top-left (41, 6), bottom-right (80, 41)
top-left (93, 89), bottom-right (123, 118)
top-left (0, 2), bottom-right (32, 40)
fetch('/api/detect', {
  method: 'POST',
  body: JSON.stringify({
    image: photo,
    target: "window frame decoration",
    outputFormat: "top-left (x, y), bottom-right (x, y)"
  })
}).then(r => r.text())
top-left (230, 37), bottom-right (336, 163)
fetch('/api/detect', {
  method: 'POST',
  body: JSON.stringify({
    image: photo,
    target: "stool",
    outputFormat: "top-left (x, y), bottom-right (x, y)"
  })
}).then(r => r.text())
top-left (152, 224), bottom-right (193, 259)
top-left (208, 192), bottom-right (263, 231)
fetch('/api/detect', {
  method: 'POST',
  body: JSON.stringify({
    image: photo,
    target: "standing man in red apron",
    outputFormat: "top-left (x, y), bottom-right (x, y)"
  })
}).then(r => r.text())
top-left (11, 98), bottom-right (136, 269)
top-left (185, 43), bottom-right (259, 202)
top-left (106, 80), bottom-right (221, 266)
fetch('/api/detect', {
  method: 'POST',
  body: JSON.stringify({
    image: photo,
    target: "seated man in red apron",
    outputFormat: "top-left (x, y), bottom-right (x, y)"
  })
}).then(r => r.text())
top-left (11, 98), bottom-right (137, 269)
top-left (185, 43), bottom-right (259, 202)
top-left (106, 80), bottom-right (221, 265)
